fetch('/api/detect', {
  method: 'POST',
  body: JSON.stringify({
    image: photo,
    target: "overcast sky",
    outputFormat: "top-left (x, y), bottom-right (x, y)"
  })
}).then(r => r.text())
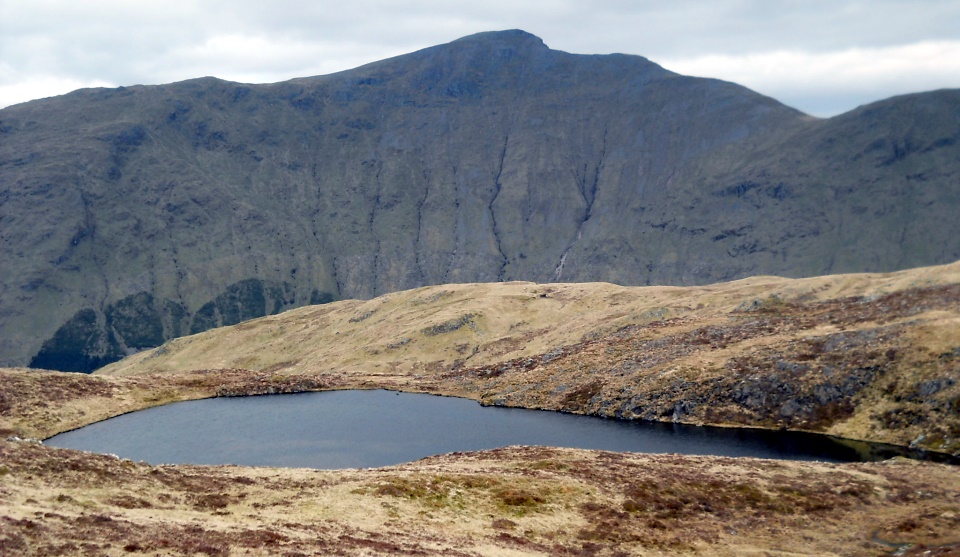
top-left (1, 0), bottom-right (958, 117)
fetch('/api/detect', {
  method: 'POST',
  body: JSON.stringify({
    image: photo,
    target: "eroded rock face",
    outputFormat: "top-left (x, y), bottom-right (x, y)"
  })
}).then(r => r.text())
top-left (2, 30), bottom-right (959, 370)
top-left (27, 281), bottom-right (329, 372)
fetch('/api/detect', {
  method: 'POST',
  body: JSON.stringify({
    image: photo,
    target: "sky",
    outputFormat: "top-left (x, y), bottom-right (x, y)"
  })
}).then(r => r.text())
top-left (1, 0), bottom-right (958, 117)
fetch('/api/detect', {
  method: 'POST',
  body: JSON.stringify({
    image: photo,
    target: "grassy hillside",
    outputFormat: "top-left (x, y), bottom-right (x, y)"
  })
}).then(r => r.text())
top-left (97, 261), bottom-right (960, 455)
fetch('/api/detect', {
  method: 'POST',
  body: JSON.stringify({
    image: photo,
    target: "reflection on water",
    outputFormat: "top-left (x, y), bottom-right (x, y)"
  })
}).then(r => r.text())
top-left (45, 390), bottom-right (956, 468)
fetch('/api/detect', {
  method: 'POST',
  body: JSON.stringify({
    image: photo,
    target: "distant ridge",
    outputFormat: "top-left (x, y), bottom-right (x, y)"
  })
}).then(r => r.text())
top-left (1, 30), bottom-right (958, 371)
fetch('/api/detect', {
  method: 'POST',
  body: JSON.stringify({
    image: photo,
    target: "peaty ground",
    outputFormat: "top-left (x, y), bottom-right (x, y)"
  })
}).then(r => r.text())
top-left (2, 439), bottom-right (960, 556)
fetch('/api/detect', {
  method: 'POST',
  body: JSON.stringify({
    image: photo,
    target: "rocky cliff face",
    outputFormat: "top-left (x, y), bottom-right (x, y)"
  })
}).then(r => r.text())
top-left (1, 30), bottom-right (959, 371)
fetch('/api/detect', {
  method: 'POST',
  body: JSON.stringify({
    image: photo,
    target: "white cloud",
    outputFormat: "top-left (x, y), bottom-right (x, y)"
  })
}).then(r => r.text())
top-left (0, 77), bottom-right (115, 107)
top-left (660, 41), bottom-right (960, 116)
top-left (144, 34), bottom-right (413, 85)
top-left (0, 59), bottom-right (115, 107)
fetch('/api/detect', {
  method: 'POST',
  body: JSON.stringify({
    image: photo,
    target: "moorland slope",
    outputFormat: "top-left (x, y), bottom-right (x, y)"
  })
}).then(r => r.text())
top-left (2, 262), bottom-right (960, 555)
top-left (94, 260), bottom-right (960, 456)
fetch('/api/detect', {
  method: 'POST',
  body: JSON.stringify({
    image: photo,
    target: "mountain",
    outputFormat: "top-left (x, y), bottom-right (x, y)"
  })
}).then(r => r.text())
top-left (1, 30), bottom-right (959, 371)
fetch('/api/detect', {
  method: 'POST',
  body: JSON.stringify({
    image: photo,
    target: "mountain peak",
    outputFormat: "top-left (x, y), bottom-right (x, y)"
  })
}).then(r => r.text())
top-left (452, 29), bottom-right (547, 49)
top-left (450, 29), bottom-right (549, 50)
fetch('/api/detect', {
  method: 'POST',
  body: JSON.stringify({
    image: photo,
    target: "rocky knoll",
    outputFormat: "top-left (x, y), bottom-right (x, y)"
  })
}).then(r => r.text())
top-left (2, 30), bottom-right (959, 371)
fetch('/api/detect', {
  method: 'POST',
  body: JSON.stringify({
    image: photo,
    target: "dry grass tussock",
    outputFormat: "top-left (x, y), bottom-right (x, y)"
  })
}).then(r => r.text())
top-left (2, 440), bottom-right (960, 556)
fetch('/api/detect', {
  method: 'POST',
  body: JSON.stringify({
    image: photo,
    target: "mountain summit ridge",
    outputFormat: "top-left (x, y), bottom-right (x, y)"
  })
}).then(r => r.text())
top-left (1, 30), bottom-right (958, 371)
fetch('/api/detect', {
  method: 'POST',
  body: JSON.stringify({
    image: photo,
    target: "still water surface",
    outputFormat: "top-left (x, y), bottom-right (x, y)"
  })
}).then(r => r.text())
top-left (46, 390), bottom-right (915, 468)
